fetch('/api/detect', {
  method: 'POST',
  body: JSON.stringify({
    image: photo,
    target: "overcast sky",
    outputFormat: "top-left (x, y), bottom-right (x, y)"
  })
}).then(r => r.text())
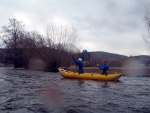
top-left (0, 0), bottom-right (150, 56)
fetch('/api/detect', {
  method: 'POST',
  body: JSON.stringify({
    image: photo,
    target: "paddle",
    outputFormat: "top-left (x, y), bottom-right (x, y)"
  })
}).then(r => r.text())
top-left (72, 56), bottom-right (77, 69)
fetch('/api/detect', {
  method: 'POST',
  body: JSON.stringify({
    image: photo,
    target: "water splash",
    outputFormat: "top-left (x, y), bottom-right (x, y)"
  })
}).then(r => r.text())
top-left (122, 58), bottom-right (147, 76)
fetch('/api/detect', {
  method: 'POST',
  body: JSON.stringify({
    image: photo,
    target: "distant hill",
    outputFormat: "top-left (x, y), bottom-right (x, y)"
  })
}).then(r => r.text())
top-left (132, 55), bottom-right (150, 65)
top-left (0, 48), bottom-right (150, 66)
top-left (80, 51), bottom-right (129, 67)
top-left (89, 51), bottom-right (150, 59)
top-left (89, 51), bottom-right (128, 60)
top-left (82, 51), bottom-right (150, 67)
top-left (132, 55), bottom-right (150, 59)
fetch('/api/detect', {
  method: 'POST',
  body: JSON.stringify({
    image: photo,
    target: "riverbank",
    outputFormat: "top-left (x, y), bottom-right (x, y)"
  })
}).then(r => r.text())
top-left (1, 63), bottom-right (150, 76)
top-left (67, 66), bottom-right (150, 76)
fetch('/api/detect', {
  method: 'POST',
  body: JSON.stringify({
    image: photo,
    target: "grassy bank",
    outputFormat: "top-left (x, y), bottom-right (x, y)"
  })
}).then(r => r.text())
top-left (67, 66), bottom-right (150, 76)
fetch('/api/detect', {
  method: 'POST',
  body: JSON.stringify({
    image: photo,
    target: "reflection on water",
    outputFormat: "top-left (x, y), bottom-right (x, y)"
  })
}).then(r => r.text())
top-left (0, 67), bottom-right (150, 113)
top-left (101, 81), bottom-right (109, 88)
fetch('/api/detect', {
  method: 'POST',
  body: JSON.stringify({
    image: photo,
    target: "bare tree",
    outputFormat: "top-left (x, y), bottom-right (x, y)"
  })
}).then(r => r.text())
top-left (44, 24), bottom-right (79, 71)
top-left (1, 19), bottom-right (46, 68)
top-left (1, 18), bottom-right (25, 68)
top-left (25, 31), bottom-right (47, 70)
top-left (143, 7), bottom-right (150, 54)
top-left (1, 18), bottom-right (80, 71)
top-left (90, 52), bottom-right (101, 66)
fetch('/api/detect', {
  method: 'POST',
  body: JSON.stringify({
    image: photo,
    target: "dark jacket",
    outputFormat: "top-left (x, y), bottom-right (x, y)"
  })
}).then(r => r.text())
top-left (73, 59), bottom-right (84, 73)
top-left (98, 64), bottom-right (109, 75)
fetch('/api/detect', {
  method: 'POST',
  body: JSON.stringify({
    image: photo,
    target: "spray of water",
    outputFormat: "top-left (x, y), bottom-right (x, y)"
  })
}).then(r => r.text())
top-left (122, 58), bottom-right (146, 76)
top-left (28, 57), bottom-right (46, 70)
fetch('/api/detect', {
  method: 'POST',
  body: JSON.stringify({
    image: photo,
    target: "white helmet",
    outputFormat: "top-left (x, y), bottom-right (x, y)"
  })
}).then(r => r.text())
top-left (78, 58), bottom-right (82, 62)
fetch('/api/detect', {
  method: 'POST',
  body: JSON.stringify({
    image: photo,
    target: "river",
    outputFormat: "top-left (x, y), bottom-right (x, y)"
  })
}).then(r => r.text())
top-left (0, 67), bottom-right (150, 113)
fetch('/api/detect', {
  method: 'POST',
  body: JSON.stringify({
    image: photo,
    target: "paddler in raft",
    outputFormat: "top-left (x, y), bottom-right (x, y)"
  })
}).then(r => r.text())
top-left (97, 59), bottom-right (109, 76)
top-left (72, 57), bottom-right (84, 74)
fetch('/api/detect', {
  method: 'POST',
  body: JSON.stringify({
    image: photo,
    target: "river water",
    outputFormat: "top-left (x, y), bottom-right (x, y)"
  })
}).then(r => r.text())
top-left (0, 67), bottom-right (150, 113)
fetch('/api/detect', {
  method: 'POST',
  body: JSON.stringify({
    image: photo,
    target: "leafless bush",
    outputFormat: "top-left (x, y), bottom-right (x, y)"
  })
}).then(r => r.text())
top-left (1, 19), bottom-right (80, 71)
top-left (43, 24), bottom-right (79, 71)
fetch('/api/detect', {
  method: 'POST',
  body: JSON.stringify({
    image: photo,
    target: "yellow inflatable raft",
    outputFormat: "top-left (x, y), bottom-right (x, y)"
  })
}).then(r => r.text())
top-left (58, 68), bottom-right (122, 81)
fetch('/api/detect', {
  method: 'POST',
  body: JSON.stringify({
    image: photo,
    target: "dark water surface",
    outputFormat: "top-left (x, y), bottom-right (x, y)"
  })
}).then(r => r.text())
top-left (0, 67), bottom-right (150, 113)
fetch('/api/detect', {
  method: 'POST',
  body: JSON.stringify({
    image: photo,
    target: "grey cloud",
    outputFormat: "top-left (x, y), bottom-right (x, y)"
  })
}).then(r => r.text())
top-left (66, 0), bottom-right (145, 35)
top-left (0, 0), bottom-right (149, 55)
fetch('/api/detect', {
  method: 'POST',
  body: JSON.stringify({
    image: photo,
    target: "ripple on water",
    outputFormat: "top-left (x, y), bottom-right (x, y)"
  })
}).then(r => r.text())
top-left (0, 67), bottom-right (150, 113)
top-left (0, 78), bottom-right (12, 93)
